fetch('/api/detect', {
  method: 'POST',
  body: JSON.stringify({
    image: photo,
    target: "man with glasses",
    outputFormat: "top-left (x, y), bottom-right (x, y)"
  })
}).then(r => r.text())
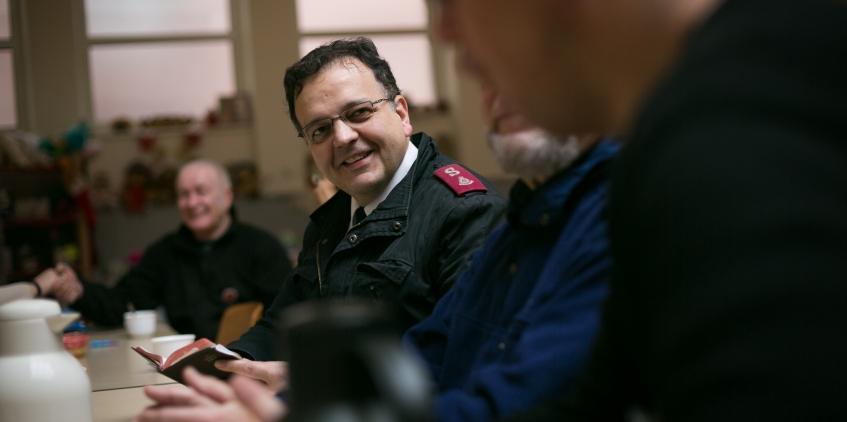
top-left (221, 37), bottom-right (504, 370)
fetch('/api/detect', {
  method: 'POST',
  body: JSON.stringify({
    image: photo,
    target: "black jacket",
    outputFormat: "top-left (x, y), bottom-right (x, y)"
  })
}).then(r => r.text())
top-left (231, 133), bottom-right (506, 360)
top-left (72, 220), bottom-right (292, 340)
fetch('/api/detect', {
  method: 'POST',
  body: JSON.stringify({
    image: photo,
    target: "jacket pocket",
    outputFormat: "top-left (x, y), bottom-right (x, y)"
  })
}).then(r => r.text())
top-left (359, 260), bottom-right (412, 284)
top-left (290, 266), bottom-right (321, 299)
top-left (355, 260), bottom-right (413, 299)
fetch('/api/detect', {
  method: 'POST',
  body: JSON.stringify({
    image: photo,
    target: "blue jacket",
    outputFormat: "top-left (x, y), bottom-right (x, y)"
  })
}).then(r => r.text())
top-left (404, 140), bottom-right (618, 421)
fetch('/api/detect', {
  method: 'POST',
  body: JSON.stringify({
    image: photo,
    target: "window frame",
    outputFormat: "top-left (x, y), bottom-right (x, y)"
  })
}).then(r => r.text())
top-left (81, 0), bottom-right (245, 127)
top-left (295, 1), bottom-right (442, 108)
top-left (1, 0), bottom-right (22, 129)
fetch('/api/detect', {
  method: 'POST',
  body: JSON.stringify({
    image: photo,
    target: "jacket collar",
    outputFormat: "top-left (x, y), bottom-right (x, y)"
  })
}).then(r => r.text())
top-left (507, 139), bottom-right (619, 228)
top-left (350, 140), bottom-right (419, 222)
top-left (174, 213), bottom-right (239, 252)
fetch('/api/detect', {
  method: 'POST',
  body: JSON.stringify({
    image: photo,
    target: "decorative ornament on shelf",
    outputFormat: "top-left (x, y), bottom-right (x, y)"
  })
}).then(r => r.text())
top-left (111, 117), bottom-right (132, 134)
top-left (90, 171), bottom-right (118, 210)
top-left (137, 130), bottom-right (157, 153)
top-left (121, 161), bottom-right (152, 213)
top-left (179, 124), bottom-right (205, 162)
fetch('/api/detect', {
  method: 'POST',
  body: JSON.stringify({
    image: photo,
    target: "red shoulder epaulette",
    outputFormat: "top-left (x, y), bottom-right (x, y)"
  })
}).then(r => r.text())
top-left (433, 164), bottom-right (487, 196)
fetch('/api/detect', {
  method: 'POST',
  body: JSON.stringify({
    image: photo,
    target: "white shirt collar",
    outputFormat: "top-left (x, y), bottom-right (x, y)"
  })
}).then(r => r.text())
top-left (350, 140), bottom-right (418, 227)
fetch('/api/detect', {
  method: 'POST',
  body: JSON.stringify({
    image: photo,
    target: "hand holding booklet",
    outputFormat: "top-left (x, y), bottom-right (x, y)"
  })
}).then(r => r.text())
top-left (131, 338), bottom-right (240, 384)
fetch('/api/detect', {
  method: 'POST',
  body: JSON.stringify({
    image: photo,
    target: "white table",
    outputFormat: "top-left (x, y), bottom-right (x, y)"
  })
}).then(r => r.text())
top-left (79, 324), bottom-right (183, 421)
top-left (91, 388), bottom-right (157, 422)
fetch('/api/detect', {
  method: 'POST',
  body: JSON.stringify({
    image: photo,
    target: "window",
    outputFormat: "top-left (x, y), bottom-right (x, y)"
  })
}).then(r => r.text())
top-left (85, 0), bottom-right (236, 123)
top-left (295, 0), bottom-right (436, 107)
top-left (0, 0), bottom-right (16, 128)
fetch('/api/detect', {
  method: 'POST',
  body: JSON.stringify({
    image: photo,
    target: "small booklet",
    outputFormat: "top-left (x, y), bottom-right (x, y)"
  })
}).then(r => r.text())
top-left (131, 338), bottom-right (240, 384)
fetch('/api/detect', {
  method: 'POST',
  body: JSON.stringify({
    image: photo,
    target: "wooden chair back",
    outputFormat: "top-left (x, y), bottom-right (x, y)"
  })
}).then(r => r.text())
top-left (216, 301), bottom-right (264, 344)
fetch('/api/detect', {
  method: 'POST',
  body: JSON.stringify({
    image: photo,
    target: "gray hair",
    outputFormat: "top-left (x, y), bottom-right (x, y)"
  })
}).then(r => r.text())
top-left (177, 159), bottom-right (232, 190)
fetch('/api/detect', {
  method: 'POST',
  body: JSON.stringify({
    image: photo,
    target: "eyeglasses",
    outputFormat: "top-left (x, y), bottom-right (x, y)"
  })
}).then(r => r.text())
top-left (299, 98), bottom-right (392, 145)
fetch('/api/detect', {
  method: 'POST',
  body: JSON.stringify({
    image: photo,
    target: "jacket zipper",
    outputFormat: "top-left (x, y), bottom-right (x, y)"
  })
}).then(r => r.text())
top-left (315, 240), bottom-right (323, 295)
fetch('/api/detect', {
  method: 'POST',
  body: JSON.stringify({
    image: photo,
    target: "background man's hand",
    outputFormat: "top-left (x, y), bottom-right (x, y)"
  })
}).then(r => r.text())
top-left (215, 359), bottom-right (288, 392)
top-left (33, 268), bottom-right (60, 297)
top-left (52, 262), bottom-right (84, 305)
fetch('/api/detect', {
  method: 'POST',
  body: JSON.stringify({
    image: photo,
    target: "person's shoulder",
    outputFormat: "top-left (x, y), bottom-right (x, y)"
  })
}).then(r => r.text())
top-left (430, 162), bottom-right (493, 197)
top-left (137, 228), bottom-right (183, 261)
top-left (418, 152), bottom-right (500, 198)
top-left (434, 167), bottom-right (503, 218)
top-left (150, 228), bottom-right (183, 249)
top-left (413, 164), bottom-right (506, 234)
top-left (231, 222), bottom-right (283, 245)
top-left (411, 134), bottom-right (505, 212)
top-left (413, 133), bottom-right (488, 191)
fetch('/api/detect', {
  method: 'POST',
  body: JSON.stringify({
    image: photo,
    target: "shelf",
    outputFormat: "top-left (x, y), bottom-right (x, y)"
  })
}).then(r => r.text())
top-left (6, 213), bottom-right (79, 227)
top-left (0, 165), bottom-right (60, 174)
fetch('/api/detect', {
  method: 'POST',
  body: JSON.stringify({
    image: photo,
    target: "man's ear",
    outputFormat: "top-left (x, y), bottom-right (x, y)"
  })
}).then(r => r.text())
top-left (392, 95), bottom-right (414, 137)
top-left (224, 187), bottom-right (234, 208)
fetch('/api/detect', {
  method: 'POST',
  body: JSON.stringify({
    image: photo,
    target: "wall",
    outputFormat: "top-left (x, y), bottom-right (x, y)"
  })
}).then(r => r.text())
top-left (14, 0), bottom-right (90, 135)
top-left (236, 0), bottom-right (302, 195)
top-left (88, 125), bottom-right (256, 197)
top-left (12, 0), bottom-right (502, 192)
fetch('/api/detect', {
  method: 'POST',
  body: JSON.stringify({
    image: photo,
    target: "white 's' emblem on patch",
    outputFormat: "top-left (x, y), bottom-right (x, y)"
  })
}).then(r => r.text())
top-left (444, 167), bottom-right (460, 177)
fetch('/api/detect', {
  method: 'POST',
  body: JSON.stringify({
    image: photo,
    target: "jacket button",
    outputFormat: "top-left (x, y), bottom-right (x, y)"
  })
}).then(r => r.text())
top-left (392, 221), bottom-right (402, 231)
top-left (348, 233), bottom-right (359, 243)
top-left (497, 342), bottom-right (506, 351)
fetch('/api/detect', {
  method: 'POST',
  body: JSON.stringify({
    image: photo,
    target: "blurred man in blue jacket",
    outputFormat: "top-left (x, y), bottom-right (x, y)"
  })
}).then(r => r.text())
top-left (403, 87), bottom-right (617, 421)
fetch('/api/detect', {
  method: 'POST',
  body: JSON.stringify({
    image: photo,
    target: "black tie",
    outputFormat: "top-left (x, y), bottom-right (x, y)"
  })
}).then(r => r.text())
top-left (353, 207), bottom-right (367, 225)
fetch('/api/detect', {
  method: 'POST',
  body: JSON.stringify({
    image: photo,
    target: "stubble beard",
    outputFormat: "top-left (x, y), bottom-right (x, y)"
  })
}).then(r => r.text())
top-left (487, 128), bottom-right (582, 182)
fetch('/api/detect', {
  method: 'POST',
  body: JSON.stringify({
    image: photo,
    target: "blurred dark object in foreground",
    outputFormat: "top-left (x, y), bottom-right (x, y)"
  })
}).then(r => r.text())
top-left (279, 299), bottom-right (432, 422)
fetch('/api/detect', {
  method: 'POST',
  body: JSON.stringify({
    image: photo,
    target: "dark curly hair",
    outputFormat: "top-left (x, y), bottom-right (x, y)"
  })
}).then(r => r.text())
top-left (284, 37), bottom-right (401, 135)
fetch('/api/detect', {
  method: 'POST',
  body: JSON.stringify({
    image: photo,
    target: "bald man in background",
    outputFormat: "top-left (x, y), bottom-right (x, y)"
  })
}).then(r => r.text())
top-left (47, 160), bottom-right (292, 340)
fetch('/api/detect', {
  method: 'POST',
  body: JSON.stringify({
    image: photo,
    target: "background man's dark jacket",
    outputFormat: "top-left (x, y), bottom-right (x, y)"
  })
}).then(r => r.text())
top-left (72, 220), bottom-right (292, 340)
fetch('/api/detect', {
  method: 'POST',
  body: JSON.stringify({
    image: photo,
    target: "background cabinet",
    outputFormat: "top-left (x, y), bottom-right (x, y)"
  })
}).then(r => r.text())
top-left (0, 167), bottom-right (93, 282)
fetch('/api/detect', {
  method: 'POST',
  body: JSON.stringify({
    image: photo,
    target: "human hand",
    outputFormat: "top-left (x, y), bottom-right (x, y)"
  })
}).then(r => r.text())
top-left (136, 367), bottom-right (285, 422)
top-left (231, 374), bottom-right (287, 422)
top-left (33, 268), bottom-right (60, 297)
top-left (52, 263), bottom-right (84, 305)
top-left (214, 359), bottom-right (288, 392)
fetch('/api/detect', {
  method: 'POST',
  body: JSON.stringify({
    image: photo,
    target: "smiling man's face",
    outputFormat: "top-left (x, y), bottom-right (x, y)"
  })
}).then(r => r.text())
top-left (176, 162), bottom-right (233, 241)
top-left (295, 58), bottom-right (413, 205)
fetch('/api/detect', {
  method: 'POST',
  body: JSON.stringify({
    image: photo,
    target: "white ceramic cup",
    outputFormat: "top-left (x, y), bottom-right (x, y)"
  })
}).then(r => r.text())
top-left (151, 334), bottom-right (196, 358)
top-left (123, 310), bottom-right (157, 338)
